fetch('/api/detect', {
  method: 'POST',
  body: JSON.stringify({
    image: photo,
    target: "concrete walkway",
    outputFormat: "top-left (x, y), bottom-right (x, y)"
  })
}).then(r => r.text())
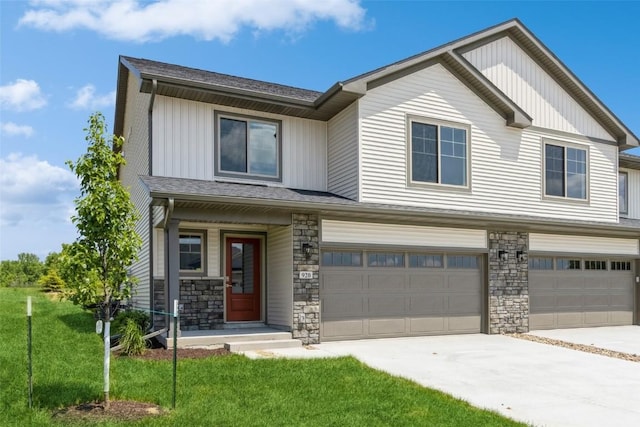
top-left (244, 333), bottom-right (640, 427)
top-left (528, 325), bottom-right (640, 355)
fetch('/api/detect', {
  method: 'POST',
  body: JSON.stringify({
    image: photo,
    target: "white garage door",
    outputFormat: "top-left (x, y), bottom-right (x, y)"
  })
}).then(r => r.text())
top-left (320, 250), bottom-right (483, 341)
top-left (529, 257), bottom-right (635, 330)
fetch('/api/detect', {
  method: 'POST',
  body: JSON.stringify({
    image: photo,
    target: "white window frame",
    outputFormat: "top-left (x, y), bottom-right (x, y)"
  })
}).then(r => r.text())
top-left (407, 116), bottom-right (471, 189)
top-left (214, 111), bottom-right (282, 182)
top-left (619, 171), bottom-right (628, 216)
top-left (542, 139), bottom-right (589, 201)
top-left (179, 231), bottom-right (206, 274)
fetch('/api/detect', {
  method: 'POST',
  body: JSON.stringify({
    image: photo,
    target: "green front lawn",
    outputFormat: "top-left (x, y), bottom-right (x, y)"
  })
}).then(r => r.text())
top-left (1, 288), bottom-right (524, 426)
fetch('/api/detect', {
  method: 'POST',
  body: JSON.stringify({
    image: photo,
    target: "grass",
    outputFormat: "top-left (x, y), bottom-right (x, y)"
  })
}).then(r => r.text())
top-left (1, 287), bottom-right (525, 426)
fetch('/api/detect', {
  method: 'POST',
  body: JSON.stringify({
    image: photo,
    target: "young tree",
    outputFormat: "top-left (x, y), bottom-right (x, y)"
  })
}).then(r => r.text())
top-left (62, 112), bottom-right (141, 407)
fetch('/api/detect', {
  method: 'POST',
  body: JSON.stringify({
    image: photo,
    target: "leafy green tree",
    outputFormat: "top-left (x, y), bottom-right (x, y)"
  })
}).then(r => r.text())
top-left (61, 112), bottom-right (141, 407)
top-left (0, 253), bottom-right (43, 287)
top-left (38, 269), bottom-right (65, 292)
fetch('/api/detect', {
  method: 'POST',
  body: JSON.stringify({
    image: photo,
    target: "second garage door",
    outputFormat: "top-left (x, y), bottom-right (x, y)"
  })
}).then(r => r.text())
top-left (320, 250), bottom-right (483, 341)
top-left (529, 257), bottom-right (635, 330)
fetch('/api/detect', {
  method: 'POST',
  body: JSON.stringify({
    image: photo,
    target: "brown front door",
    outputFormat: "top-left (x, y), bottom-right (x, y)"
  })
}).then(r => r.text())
top-left (225, 237), bottom-right (261, 321)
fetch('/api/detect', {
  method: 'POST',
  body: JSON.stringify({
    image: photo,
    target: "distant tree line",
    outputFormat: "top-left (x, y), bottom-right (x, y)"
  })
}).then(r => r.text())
top-left (0, 250), bottom-right (66, 291)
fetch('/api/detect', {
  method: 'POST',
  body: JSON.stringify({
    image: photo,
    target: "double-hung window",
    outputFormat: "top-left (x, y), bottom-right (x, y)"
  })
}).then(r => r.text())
top-left (619, 171), bottom-right (628, 215)
top-left (215, 112), bottom-right (281, 181)
top-left (179, 233), bottom-right (204, 272)
top-left (409, 119), bottom-right (469, 187)
top-left (544, 142), bottom-right (587, 200)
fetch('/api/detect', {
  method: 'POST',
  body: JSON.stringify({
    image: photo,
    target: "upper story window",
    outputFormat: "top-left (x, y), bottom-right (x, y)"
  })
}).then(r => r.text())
top-left (544, 142), bottom-right (587, 200)
top-left (215, 112), bottom-right (281, 181)
top-left (409, 118), bottom-right (469, 187)
top-left (619, 171), bottom-right (628, 215)
top-left (180, 232), bottom-right (204, 272)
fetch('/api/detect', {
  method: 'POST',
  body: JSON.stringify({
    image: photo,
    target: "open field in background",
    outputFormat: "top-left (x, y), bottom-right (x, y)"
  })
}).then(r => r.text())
top-left (0, 288), bottom-right (524, 426)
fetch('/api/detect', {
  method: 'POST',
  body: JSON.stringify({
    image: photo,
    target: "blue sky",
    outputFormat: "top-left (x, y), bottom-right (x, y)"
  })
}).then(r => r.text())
top-left (1, 0), bottom-right (639, 261)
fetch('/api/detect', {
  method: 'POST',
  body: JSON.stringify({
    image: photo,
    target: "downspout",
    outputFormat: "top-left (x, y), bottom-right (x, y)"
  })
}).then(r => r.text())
top-left (147, 79), bottom-right (158, 331)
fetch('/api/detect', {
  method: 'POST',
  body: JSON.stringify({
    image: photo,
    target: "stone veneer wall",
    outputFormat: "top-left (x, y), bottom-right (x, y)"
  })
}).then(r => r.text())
top-left (152, 278), bottom-right (224, 331)
top-left (488, 231), bottom-right (529, 334)
top-left (292, 213), bottom-right (320, 344)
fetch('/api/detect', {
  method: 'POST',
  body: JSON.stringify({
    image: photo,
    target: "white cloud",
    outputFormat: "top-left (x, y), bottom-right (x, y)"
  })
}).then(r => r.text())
top-left (0, 79), bottom-right (47, 111)
top-left (19, 0), bottom-right (369, 42)
top-left (69, 84), bottom-right (116, 110)
top-left (0, 153), bottom-right (78, 228)
top-left (1, 122), bottom-right (35, 138)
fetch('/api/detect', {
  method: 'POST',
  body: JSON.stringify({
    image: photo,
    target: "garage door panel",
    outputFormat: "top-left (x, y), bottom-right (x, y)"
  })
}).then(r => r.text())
top-left (368, 295), bottom-right (406, 315)
top-left (322, 273), bottom-right (363, 292)
top-left (448, 295), bottom-right (481, 314)
top-left (556, 295), bottom-right (584, 309)
top-left (556, 312), bottom-right (583, 327)
top-left (584, 312), bottom-right (608, 325)
top-left (529, 313), bottom-right (555, 329)
top-left (610, 311), bottom-right (633, 324)
top-left (583, 277), bottom-right (609, 290)
top-left (409, 317), bottom-right (446, 333)
top-left (583, 294), bottom-right (609, 308)
top-left (409, 295), bottom-right (446, 315)
top-left (322, 319), bottom-right (364, 339)
top-left (409, 274), bottom-right (445, 290)
top-left (557, 278), bottom-right (585, 290)
top-left (323, 295), bottom-right (364, 316)
top-left (448, 315), bottom-right (482, 332)
top-left (367, 274), bottom-right (405, 291)
top-left (610, 294), bottom-right (633, 309)
top-left (369, 318), bottom-right (406, 335)
top-left (530, 295), bottom-right (555, 312)
top-left (446, 273), bottom-right (480, 290)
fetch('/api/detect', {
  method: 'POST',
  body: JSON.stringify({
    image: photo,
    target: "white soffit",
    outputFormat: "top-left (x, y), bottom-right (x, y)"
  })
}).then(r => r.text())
top-left (321, 220), bottom-right (487, 249)
top-left (530, 233), bottom-right (639, 256)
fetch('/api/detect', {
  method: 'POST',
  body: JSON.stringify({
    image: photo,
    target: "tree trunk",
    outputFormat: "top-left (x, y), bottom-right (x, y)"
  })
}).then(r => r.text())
top-left (103, 314), bottom-right (111, 408)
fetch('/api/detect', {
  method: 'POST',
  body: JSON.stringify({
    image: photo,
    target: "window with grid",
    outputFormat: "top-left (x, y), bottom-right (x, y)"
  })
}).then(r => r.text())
top-left (368, 253), bottom-right (405, 267)
top-left (409, 254), bottom-right (444, 268)
top-left (447, 255), bottom-right (478, 269)
top-left (584, 260), bottom-right (607, 270)
top-left (179, 233), bottom-right (203, 272)
top-left (544, 143), bottom-right (587, 199)
top-left (321, 251), bottom-right (362, 267)
top-left (611, 261), bottom-right (631, 271)
top-left (410, 120), bottom-right (468, 186)
top-left (557, 259), bottom-right (582, 270)
top-left (529, 257), bottom-right (554, 270)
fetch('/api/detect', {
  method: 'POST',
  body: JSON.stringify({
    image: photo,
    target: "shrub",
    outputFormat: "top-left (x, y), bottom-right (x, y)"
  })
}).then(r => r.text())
top-left (112, 309), bottom-right (150, 334)
top-left (119, 318), bottom-right (146, 356)
top-left (38, 269), bottom-right (65, 292)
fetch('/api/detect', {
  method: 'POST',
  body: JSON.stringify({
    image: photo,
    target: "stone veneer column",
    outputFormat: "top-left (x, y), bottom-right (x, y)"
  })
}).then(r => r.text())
top-left (292, 213), bottom-right (320, 345)
top-left (488, 231), bottom-right (529, 334)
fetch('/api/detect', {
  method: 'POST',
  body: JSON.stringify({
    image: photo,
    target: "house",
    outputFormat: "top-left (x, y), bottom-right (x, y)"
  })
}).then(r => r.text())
top-left (114, 18), bottom-right (640, 347)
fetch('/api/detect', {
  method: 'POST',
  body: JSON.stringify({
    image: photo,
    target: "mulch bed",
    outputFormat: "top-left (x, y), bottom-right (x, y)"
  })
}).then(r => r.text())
top-left (53, 347), bottom-right (230, 423)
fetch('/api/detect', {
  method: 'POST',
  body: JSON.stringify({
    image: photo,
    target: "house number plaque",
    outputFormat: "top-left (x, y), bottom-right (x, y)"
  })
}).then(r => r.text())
top-left (298, 271), bottom-right (313, 279)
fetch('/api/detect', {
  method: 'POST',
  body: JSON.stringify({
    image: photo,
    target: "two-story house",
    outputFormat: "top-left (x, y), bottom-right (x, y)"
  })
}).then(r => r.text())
top-left (114, 19), bottom-right (640, 347)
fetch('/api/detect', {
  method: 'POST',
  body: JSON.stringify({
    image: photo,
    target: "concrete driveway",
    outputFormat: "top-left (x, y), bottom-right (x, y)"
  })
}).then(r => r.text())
top-left (250, 330), bottom-right (640, 427)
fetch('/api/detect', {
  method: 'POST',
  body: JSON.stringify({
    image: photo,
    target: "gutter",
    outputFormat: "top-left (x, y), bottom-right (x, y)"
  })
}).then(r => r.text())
top-left (147, 79), bottom-right (157, 331)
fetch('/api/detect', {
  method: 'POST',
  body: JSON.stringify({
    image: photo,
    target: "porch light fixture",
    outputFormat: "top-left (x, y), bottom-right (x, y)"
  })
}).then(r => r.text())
top-left (498, 250), bottom-right (508, 261)
top-left (302, 243), bottom-right (312, 259)
top-left (516, 251), bottom-right (525, 262)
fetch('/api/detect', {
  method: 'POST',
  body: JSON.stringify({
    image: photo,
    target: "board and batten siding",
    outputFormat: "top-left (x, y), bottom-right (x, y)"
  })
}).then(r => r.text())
top-left (327, 101), bottom-right (359, 200)
top-left (622, 167), bottom-right (640, 219)
top-left (266, 225), bottom-right (293, 328)
top-left (120, 71), bottom-right (152, 309)
top-left (357, 62), bottom-right (619, 223)
top-left (529, 233), bottom-right (639, 256)
top-left (462, 36), bottom-right (614, 141)
top-left (152, 97), bottom-right (327, 191)
top-left (321, 220), bottom-right (487, 249)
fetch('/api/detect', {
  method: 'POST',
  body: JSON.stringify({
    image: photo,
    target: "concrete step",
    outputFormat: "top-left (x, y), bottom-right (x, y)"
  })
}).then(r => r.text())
top-left (225, 339), bottom-right (302, 352)
top-left (164, 330), bottom-right (293, 348)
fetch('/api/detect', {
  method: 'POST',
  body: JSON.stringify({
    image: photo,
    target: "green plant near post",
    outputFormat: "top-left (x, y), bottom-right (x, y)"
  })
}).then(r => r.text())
top-left (61, 112), bottom-right (142, 408)
top-left (119, 318), bottom-right (147, 356)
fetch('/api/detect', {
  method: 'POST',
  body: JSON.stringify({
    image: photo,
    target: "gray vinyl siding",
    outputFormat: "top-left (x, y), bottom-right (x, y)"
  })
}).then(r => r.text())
top-left (119, 71), bottom-right (152, 309)
top-left (357, 62), bottom-right (619, 223)
top-left (463, 36), bottom-right (615, 141)
top-left (621, 168), bottom-right (640, 219)
top-left (327, 101), bottom-right (359, 200)
top-left (153, 97), bottom-right (327, 191)
top-left (266, 225), bottom-right (293, 328)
